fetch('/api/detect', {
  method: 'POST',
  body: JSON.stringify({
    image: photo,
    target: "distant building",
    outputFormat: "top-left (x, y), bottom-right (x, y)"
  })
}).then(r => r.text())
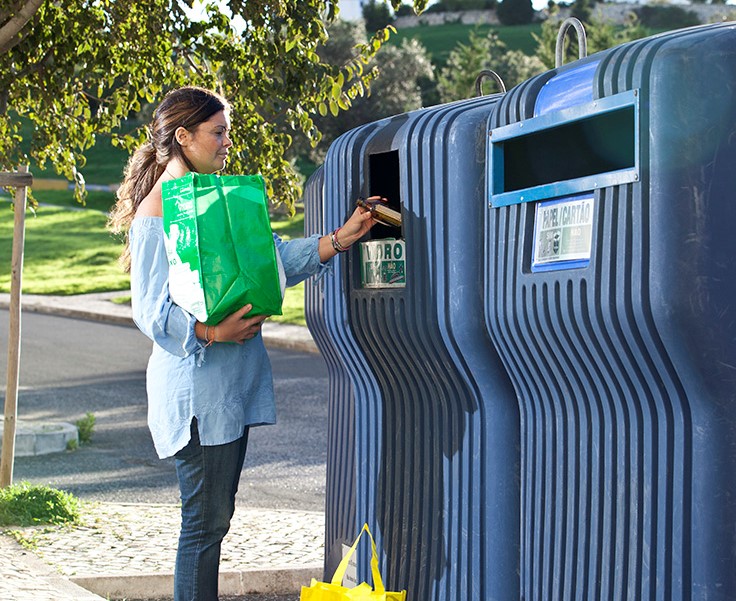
top-left (339, 0), bottom-right (365, 21)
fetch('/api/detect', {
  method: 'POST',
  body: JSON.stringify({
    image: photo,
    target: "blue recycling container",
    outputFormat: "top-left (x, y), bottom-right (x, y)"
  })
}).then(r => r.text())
top-left (302, 165), bottom-right (358, 567)
top-left (304, 93), bottom-right (518, 601)
top-left (485, 22), bottom-right (736, 600)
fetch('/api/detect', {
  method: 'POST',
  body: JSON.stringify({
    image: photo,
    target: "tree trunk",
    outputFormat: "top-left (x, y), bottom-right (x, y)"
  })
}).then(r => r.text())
top-left (0, 166), bottom-right (31, 488)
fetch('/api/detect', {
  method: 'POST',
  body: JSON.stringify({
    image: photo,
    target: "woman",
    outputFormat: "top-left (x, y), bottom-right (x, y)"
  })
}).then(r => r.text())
top-left (108, 86), bottom-right (375, 601)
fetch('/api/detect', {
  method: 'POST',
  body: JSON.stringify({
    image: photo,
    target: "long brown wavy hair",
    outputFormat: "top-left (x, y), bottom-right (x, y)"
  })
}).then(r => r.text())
top-left (108, 86), bottom-right (229, 270)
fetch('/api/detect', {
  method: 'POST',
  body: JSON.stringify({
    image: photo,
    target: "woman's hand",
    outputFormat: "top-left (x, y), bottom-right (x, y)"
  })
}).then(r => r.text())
top-left (318, 196), bottom-right (382, 261)
top-left (208, 304), bottom-right (268, 345)
top-left (338, 196), bottom-right (384, 247)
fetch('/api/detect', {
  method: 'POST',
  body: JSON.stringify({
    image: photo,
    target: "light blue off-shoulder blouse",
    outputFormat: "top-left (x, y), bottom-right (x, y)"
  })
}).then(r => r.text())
top-left (129, 216), bottom-right (329, 459)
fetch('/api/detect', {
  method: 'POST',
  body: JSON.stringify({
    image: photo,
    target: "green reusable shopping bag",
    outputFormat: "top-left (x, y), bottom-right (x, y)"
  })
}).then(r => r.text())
top-left (162, 172), bottom-right (284, 325)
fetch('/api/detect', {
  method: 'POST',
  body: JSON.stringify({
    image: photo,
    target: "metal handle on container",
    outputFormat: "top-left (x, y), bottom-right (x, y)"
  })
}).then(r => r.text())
top-left (555, 17), bottom-right (588, 68)
top-left (474, 69), bottom-right (506, 97)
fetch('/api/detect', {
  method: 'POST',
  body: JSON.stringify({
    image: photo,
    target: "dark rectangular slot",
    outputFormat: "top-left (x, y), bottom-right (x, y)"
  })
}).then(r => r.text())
top-left (368, 150), bottom-right (402, 239)
top-left (502, 106), bottom-right (635, 193)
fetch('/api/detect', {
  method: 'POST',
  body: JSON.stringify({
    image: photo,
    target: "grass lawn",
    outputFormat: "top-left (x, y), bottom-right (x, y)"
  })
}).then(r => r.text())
top-left (389, 22), bottom-right (541, 65)
top-left (23, 118), bottom-right (138, 186)
top-left (31, 188), bottom-right (121, 213)
top-left (0, 204), bottom-right (129, 295)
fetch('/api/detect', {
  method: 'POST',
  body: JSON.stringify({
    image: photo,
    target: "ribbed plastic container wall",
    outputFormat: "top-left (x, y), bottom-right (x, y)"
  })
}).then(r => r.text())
top-left (304, 121), bottom-right (389, 577)
top-left (484, 23), bottom-right (736, 601)
top-left (306, 93), bottom-right (519, 601)
top-left (303, 166), bottom-right (358, 573)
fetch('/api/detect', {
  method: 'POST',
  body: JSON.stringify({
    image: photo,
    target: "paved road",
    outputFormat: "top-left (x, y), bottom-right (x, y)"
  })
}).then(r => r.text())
top-left (0, 309), bottom-right (330, 511)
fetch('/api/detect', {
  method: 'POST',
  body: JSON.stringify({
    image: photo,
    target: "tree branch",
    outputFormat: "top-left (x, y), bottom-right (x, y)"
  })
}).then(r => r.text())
top-left (0, 0), bottom-right (22, 24)
top-left (179, 48), bottom-right (207, 77)
top-left (11, 45), bottom-right (53, 80)
top-left (0, 0), bottom-right (45, 54)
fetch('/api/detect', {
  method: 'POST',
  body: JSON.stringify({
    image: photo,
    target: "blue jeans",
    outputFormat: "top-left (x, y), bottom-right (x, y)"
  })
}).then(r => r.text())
top-left (173, 418), bottom-right (250, 601)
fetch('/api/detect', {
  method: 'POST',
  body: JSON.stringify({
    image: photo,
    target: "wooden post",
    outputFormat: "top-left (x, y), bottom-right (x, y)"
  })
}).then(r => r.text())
top-left (0, 166), bottom-right (32, 488)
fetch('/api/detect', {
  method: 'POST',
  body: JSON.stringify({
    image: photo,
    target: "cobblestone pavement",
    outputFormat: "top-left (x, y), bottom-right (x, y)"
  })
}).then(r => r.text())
top-left (2, 502), bottom-right (324, 600)
top-left (0, 535), bottom-right (103, 601)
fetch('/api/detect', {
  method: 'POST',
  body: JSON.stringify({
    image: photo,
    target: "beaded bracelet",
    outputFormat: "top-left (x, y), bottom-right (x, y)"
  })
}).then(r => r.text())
top-left (330, 228), bottom-right (349, 253)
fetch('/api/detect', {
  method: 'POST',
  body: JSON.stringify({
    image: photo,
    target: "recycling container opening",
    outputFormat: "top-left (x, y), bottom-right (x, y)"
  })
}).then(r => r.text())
top-left (367, 150), bottom-right (403, 240)
top-left (503, 106), bottom-right (634, 192)
top-left (489, 90), bottom-right (640, 207)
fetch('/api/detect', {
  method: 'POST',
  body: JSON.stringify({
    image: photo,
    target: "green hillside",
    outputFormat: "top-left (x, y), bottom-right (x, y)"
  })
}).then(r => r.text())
top-left (388, 22), bottom-right (542, 65)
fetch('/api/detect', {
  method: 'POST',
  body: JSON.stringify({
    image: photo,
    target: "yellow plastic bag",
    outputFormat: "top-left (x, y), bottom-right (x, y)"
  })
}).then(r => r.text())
top-left (300, 524), bottom-right (406, 601)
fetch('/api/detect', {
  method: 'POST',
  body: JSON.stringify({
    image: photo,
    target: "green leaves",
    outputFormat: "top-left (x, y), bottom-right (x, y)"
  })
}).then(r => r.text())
top-left (0, 0), bottom-right (423, 211)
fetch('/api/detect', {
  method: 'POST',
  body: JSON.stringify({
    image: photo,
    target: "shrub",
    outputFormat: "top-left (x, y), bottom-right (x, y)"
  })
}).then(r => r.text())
top-left (75, 412), bottom-right (96, 445)
top-left (426, 1), bottom-right (448, 12)
top-left (534, 10), bottom-right (648, 70)
top-left (0, 482), bottom-right (81, 527)
top-left (571, 0), bottom-right (593, 24)
top-left (300, 20), bottom-right (434, 162)
top-left (444, 0), bottom-right (497, 9)
top-left (438, 30), bottom-right (544, 102)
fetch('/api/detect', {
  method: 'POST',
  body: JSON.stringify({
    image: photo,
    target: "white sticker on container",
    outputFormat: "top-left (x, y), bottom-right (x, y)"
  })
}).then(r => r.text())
top-left (532, 196), bottom-right (594, 271)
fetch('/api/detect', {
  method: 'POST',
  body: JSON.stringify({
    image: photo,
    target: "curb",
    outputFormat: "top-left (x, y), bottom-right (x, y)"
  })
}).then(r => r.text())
top-left (0, 292), bottom-right (135, 328)
top-left (0, 419), bottom-right (78, 456)
top-left (0, 536), bottom-right (106, 601)
top-left (29, 179), bottom-right (119, 192)
top-left (73, 566), bottom-right (321, 599)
